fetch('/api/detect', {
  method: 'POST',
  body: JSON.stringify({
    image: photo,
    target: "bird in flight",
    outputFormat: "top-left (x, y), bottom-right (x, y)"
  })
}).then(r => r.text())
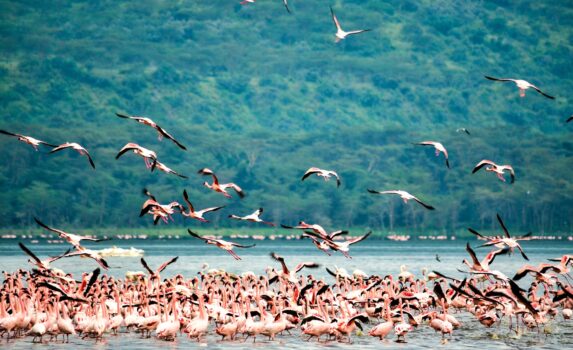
top-left (188, 230), bottom-right (255, 260)
top-left (368, 189), bottom-right (435, 210)
top-left (413, 141), bottom-right (450, 169)
top-left (456, 128), bottom-right (470, 135)
top-left (116, 113), bottom-right (186, 150)
top-left (50, 142), bottom-right (96, 169)
top-left (0, 130), bottom-right (57, 150)
top-left (472, 160), bottom-right (515, 184)
top-left (229, 207), bottom-right (275, 226)
top-left (301, 167), bottom-right (341, 187)
top-left (151, 160), bottom-right (187, 179)
top-left (198, 168), bottom-right (245, 199)
top-left (180, 189), bottom-right (224, 223)
top-left (330, 6), bottom-right (370, 43)
top-left (484, 76), bottom-right (555, 99)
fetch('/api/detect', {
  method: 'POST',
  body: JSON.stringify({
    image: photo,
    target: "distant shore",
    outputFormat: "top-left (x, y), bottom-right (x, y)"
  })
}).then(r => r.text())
top-left (1, 227), bottom-right (571, 242)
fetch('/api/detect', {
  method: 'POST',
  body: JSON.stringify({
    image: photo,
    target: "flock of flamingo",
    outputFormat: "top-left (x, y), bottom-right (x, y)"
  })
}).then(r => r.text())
top-left (1, 2), bottom-right (572, 347)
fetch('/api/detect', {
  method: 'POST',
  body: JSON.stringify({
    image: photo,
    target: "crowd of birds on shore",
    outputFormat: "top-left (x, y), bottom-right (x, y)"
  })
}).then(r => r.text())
top-left (2, 1), bottom-right (573, 346)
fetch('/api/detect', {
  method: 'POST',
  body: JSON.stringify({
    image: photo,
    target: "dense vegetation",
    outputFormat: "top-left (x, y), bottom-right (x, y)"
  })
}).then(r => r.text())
top-left (0, 0), bottom-right (572, 235)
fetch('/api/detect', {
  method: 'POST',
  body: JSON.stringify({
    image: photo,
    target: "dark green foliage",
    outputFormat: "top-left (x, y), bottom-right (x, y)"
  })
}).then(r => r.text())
top-left (0, 0), bottom-right (572, 235)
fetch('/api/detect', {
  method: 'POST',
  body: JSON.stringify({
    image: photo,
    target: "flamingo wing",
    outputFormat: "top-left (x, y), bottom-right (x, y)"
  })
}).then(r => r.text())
top-left (182, 189), bottom-right (195, 212)
top-left (496, 213), bottom-right (511, 238)
top-left (157, 256), bottom-right (179, 273)
top-left (530, 85), bottom-right (555, 100)
top-left (472, 159), bottom-right (495, 174)
top-left (301, 167), bottom-right (321, 182)
top-left (330, 7), bottom-right (342, 31)
top-left (294, 262), bottom-right (320, 273)
top-left (18, 242), bottom-right (42, 265)
top-left (413, 197), bottom-right (435, 210)
top-left (484, 76), bottom-right (515, 83)
top-left (347, 231), bottom-right (371, 245)
top-left (140, 258), bottom-right (155, 275)
top-left (155, 124), bottom-right (187, 150)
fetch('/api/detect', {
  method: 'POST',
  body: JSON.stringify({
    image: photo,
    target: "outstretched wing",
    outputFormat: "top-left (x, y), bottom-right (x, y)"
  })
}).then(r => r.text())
top-left (187, 229), bottom-right (210, 241)
top-left (231, 242), bottom-right (256, 249)
top-left (530, 85), bottom-right (555, 99)
top-left (301, 167), bottom-right (321, 182)
top-left (347, 231), bottom-right (371, 245)
top-left (157, 256), bottom-right (179, 273)
top-left (18, 242), bottom-right (42, 265)
top-left (484, 76), bottom-right (515, 83)
top-left (140, 257), bottom-right (154, 275)
top-left (0, 129), bottom-right (22, 138)
top-left (115, 143), bottom-right (138, 159)
top-left (496, 213), bottom-right (511, 238)
top-left (34, 217), bottom-right (69, 239)
top-left (330, 7), bottom-right (341, 31)
top-left (155, 125), bottom-right (187, 150)
top-left (465, 243), bottom-right (480, 266)
top-left (182, 189), bottom-right (194, 212)
top-left (413, 197), bottom-right (435, 210)
top-left (472, 160), bottom-right (495, 174)
top-left (84, 268), bottom-right (101, 297)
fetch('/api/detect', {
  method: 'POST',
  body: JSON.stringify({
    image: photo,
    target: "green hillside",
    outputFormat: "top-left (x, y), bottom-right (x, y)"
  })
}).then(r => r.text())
top-left (0, 0), bottom-right (572, 234)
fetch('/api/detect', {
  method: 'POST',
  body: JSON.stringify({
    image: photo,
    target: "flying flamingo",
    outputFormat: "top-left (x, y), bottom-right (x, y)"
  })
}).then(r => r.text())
top-left (367, 189), bottom-right (435, 210)
top-left (472, 160), bottom-right (515, 183)
top-left (330, 6), bottom-right (370, 43)
top-left (228, 208), bottom-right (275, 226)
top-left (33, 217), bottom-right (111, 250)
top-left (301, 167), bottom-right (341, 187)
top-left (484, 76), bottom-right (555, 99)
top-left (0, 130), bottom-right (57, 150)
top-left (18, 242), bottom-right (70, 271)
top-left (115, 143), bottom-right (157, 169)
top-left (197, 168), bottom-right (245, 199)
top-left (414, 141), bottom-right (450, 168)
top-left (62, 247), bottom-right (110, 269)
top-left (468, 213), bottom-right (532, 260)
top-left (116, 112), bottom-right (186, 150)
top-left (304, 230), bottom-right (371, 258)
top-left (269, 252), bottom-right (320, 284)
top-left (151, 160), bottom-right (187, 178)
top-left (50, 142), bottom-right (95, 169)
top-left (462, 242), bottom-right (509, 272)
top-left (180, 189), bottom-right (224, 222)
top-left (140, 256), bottom-right (179, 280)
top-left (188, 230), bottom-right (255, 260)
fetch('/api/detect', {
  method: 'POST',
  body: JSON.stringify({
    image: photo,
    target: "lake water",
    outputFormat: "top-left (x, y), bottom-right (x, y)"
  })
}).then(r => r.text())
top-left (1, 237), bottom-right (572, 349)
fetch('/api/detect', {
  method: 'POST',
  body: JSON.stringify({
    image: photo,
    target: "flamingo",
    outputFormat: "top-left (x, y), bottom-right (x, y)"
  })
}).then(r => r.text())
top-left (269, 252), bottom-right (320, 284)
top-left (63, 248), bottom-right (110, 270)
top-left (330, 6), bottom-right (370, 43)
top-left (33, 217), bottom-right (111, 250)
top-left (18, 242), bottom-right (69, 271)
top-left (414, 141), bottom-right (450, 168)
top-left (229, 208), bottom-right (275, 226)
top-left (468, 213), bottom-right (532, 260)
top-left (140, 256), bottom-right (178, 284)
top-left (0, 130), bottom-right (57, 150)
top-left (116, 112), bottom-right (186, 150)
top-left (484, 76), bottom-right (555, 99)
top-left (197, 168), bottom-right (245, 199)
top-left (116, 143), bottom-right (158, 169)
top-left (462, 242), bottom-right (509, 271)
top-left (367, 189), bottom-right (435, 210)
top-left (188, 230), bottom-right (255, 260)
top-left (151, 160), bottom-right (187, 178)
top-left (240, 0), bottom-right (255, 5)
top-left (456, 128), bottom-right (470, 135)
top-left (304, 231), bottom-right (371, 258)
top-left (472, 159), bottom-right (515, 183)
top-left (180, 189), bottom-right (224, 222)
top-left (50, 142), bottom-right (95, 169)
top-left (301, 167), bottom-right (341, 187)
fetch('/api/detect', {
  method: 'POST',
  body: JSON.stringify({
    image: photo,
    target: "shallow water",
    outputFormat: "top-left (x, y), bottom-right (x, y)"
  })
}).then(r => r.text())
top-left (1, 238), bottom-right (572, 349)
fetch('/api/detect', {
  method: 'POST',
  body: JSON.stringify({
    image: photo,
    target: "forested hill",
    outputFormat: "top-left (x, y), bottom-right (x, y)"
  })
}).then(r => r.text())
top-left (0, 0), bottom-right (572, 234)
